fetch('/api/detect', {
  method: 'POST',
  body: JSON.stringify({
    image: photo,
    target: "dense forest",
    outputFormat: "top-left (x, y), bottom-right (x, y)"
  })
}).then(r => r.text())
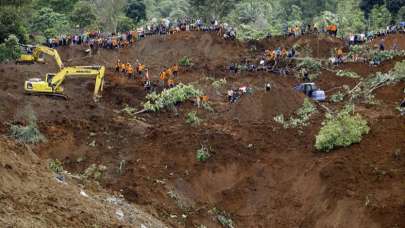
top-left (0, 0), bottom-right (404, 44)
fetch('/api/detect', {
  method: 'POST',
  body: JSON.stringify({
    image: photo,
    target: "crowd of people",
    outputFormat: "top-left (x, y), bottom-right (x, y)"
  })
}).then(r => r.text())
top-left (228, 46), bottom-right (297, 75)
top-left (43, 17), bottom-right (237, 51)
top-left (159, 64), bottom-right (179, 88)
top-left (347, 24), bottom-right (405, 46)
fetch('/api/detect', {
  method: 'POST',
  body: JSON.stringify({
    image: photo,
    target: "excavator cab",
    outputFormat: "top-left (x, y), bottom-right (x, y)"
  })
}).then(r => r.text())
top-left (25, 73), bottom-right (64, 95)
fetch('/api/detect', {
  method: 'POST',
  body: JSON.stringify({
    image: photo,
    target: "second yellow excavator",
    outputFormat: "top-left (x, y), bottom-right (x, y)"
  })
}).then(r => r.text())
top-left (24, 66), bottom-right (105, 101)
top-left (17, 45), bottom-right (64, 70)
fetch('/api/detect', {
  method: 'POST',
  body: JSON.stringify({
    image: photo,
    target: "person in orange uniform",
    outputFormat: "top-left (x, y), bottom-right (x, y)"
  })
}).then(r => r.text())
top-left (138, 63), bottom-right (145, 78)
top-left (127, 63), bottom-right (134, 79)
top-left (201, 95), bottom-right (209, 102)
top-left (115, 59), bottom-right (121, 72)
top-left (172, 64), bottom-right (179, 77)
top-left (121, 63), bottom-right (126, 73)
top-left (165, 67), bottom-right (173, 78)
top-left (160, 70), bottom-right (167, 87)
top-left (168, 78), bottom-right (175, 88)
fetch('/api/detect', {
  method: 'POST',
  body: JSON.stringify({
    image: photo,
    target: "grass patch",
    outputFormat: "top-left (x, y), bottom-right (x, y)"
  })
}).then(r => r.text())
top-left (179, 56), bottom-right (192, 67)
top-left (48, 159), bottom-right (63, 174)
top-left (336, 70), bottom-right (361, 79)
top-left (186, 111), bottom-right (202, 126)
top-left (9, 108), bottom-right (46, 144)
top-left (274, 98), bottom-right (317, 128)
top-left (196, 145), bottom-right (211, 162)
top-left (212, 78), bottom-right (227, 89)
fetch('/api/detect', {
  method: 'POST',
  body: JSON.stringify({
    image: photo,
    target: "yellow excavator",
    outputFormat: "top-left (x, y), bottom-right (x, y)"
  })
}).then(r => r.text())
top-left (17, 45), bottom-right (64, 70)
top-left (24, 66), bottom-right (105, 101)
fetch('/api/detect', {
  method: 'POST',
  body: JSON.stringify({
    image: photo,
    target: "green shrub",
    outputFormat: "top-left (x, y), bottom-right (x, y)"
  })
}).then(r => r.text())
top-left (196, 145), bottom-right (211, 162)
top-left (82, 164), bottom-right (107, 180)
top-left (336, 70), bottom-right (360, 79)
top-left (48, 159), bottom-right (63, 174)
top-left (212, 78), bottom-right (227, 89)
top-left (209, 207), bottom-right (235, 228)
top-left (0, 34), bottom-right (21, 62)
top-left (315, 109), bottom-right (370, 152)
top-left (350, 62), bottom-right (405, 103)
top-left (274, 98), bottom-right (317, 128)
top-left (179, 56), bottom-right (192, 67)
top-left (186, 111), bottom-right (202, 126)
top-left (370, 50), bottom-right (405, 63)
top-left (297, 57), bottom-right (322, 73)
top-left (10, 109), bottom-right (46, 144)
top-left (330, 91), bottom-right (345, 103)
top-left (143, 83), bottom-right (203, 112)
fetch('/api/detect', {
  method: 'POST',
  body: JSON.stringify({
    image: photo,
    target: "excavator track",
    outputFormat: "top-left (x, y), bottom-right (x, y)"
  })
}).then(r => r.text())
top-left (25, 92), bottom-right (68, 100)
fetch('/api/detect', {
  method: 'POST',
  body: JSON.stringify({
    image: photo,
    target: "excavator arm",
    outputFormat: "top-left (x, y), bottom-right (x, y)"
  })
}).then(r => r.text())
top-left (24, 66), bottom-right (105, 101)
top-left (18, 45), bottom-right (64, 70)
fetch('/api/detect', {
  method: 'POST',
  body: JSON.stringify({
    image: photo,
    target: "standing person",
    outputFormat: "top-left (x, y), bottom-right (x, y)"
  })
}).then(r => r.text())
top-left (172, 64), bottom-right (179, 77)
top-left (159, 70), bottom-right (167, 87)
top-left (115, 59), bottom-right (121, 72)
top-left (302, 68), bottom-right (310, 82)
top-left (227, 90), bottom-right (234, 103)
top-left (138, 63), bottom-right (145, 78)
top-left (127, 64), bottom-right (134, 79)
top-left (392, 39), bottom-right (398, 50)
top-left (379, 39), bottom-right (385, 51)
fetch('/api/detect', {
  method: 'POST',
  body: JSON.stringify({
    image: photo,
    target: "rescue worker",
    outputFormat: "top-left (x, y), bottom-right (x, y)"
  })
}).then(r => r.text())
top-left (115, 59), bottom-right (121, 72)
top-left (138, 63), bottom-right (145, 78)
top-left (159, 70), bottom-right (167, 87)
top-left (302, 68), bottom-right (310, 82)
top-left (125, 63), bottom-right (132, 75)
top-left (127, 63), bottom-right (134, 79)
top-left (168, 78), bottom-right (175, 88)
top-left (121, 63), bottom-right (126, 73)
top-left (165, 67), bottom-right (173, 79)
top-left (227, 90), bottom-right (234, 103)
top-left (201, 95), bottom-right (209, 102)
top-left (265, 83), bottom-right (272, 92)
top-left (400, 98), bottom-right (405, 116)
top-left (336, 48), bottom-right (343, 64)
top-left (281, 48), bottom-right (287, 58)
top-left (379, 39), bottom-right (385, 51)
top-left (144, 69), bottom-right (151, 91)
top-left (172, 64), bottom-right (179, 77)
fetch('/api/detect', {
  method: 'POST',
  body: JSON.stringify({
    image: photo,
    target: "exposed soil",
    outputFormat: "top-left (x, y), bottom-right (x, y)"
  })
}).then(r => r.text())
top-left (0, 32), bottom-right (404, 227)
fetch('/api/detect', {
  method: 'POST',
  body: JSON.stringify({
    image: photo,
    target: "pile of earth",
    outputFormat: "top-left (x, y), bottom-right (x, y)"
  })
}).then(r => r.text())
top-left (0, 137), bottom-right (166, 227)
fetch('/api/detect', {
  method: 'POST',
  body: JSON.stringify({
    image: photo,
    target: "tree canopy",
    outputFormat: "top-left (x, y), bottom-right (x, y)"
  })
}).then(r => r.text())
top-left (0, 0), bottom-right (403, 43)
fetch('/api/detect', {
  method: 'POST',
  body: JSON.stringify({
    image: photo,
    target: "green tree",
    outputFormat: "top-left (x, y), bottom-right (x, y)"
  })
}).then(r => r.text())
top-left (360, 0), bottom-right (385, 18)
top-left (70, 1), bottom-right (97, 29)
top-left (369, 4), bottom-right (392, 30)
top-left (397, 6), bottom-right (405, 22)
top-left (386, 0), bottom-right (405, 16)
top-left (0, 34), bottom-right (22, 62)
top-left (336, 0), bottom-right (366, 35)
top-left (189, 0), bottom-right (240, 20)
top-left (31, 7), bottom-right (70, 37)
top-left (226, 0), bottom-right (273, 39)
top-left (90, 0), bottom-right (127, 32)
top-left (35, 0), bottom-right (79, 13)
top-left (0, 6), bottom-right (28, 43)
top-left (287, 5), bottom-right (303, 27)
top-left (313, 11), bottom-right (338, 30)
top-left (117, 15), bottom-right (136, 32)
top-left (126, 0), bottom-right (146, 23)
